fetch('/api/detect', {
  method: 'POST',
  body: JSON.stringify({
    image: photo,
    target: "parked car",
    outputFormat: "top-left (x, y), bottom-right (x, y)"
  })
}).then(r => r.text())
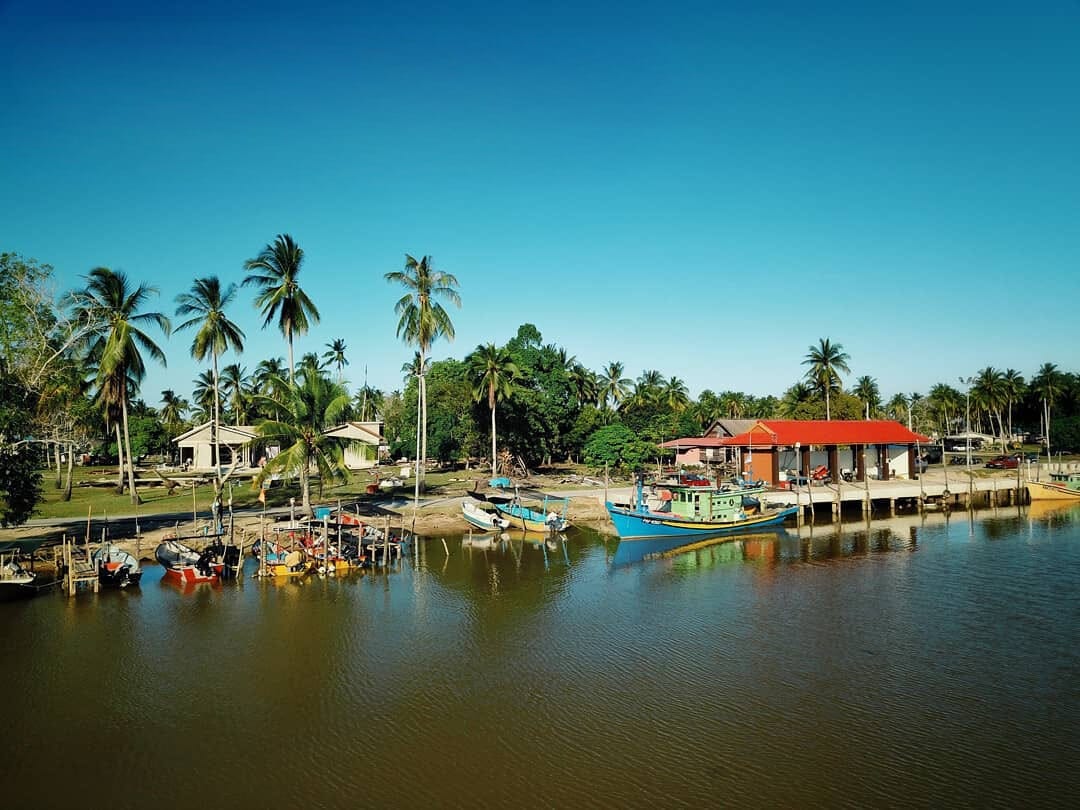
top-left (985, 455), bottom-right (1020, 470)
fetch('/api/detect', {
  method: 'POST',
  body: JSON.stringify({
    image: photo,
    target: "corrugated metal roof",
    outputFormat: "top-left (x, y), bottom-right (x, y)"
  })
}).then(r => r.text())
top-left (721, 420), bottom-right (931, 446)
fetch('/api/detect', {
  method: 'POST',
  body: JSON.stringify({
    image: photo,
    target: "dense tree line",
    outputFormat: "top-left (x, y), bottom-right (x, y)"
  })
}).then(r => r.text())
top-left (2, 244), bottom-right (1079, 527)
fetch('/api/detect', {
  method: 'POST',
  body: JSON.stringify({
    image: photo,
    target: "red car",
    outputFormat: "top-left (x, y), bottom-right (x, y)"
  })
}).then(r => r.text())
top-left (985, 455), bottom-right (1019, 470)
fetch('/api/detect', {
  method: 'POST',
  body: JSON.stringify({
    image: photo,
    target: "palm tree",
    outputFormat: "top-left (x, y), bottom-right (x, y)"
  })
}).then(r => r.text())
top-left (254, 357), bottom-right (288, 399)
top-left (191, 369), bottom-right (216, 423)
top-left (1031, 363), bottom-right (1064, 454)
top-left (778, 382), bottom-right (813, 419)
top-left (466, 343), bottom-right (520, 476)
top-left (568, 363), bottom-right (599, 409)
top-left (599, 361), bottom-right (631, 410)
top-left (385, 254), bottom-right (461, 490)
top-left (66, 267), bottom-right (170, 504)
top-left (253, 367), bottom-right (351, 516)
top-left (662, 376), bottom-right (690, 413)
top-left (802, 338), bottom-right (851, 420)
top-left (354, 384), bottom-right (383, 422)
top-left (298, 352), bottom-right (324, 376)
top-left (927, 383), bottom-right (962, 436)
top-left (220, 363), bottom-right (251, 425)
top-left (972, 367), bottom-right (1008, 450)
top-left (160, 389), bottom-right (189, 433)
top-left (175, 276), bottom-right (245, 482)
top-left (1002, 369), bottom-right (1025, 443)
top-left (852, 375), bottom-right (880, 419)
top-left (243, 234), bottom-right (320, 383)
top-left (886, 393), bottom-right (908, 423)
top-left (323, 338), bottom-right (348, 383)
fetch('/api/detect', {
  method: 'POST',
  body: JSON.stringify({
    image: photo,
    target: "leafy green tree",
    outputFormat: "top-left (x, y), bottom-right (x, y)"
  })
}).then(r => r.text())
top-left (254, 367), bottom-right (351, 515)
top-left (583, 424), bottom-right (658, 472)
top-left (466, 343), bottom-right (519, 476)
top-left (243, 234), bottom-right (320, 383)
top-left (385, 254), bottom-right (461, 488)
top-left (220, 363), bottom-right (251, 425)
top-left (0, 370), bottom-right (42, 525)
top-left (175, 276), bottom-right (245, 480)
top-left (802, 338), bottom-right (851, 420)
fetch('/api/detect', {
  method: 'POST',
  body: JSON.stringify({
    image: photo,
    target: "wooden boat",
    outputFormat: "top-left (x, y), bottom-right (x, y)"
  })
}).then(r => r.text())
top-left (155, 540), bottom-right (221, 585)
top-left (606, 476), bottom-right (798, 540)
top-left (92, 543), bottom-right (143, 588)
top-left (1027, 471), bottom-right (1080, 501)
top-left (495, 491), bottom-right (570, 533)
top-left (462, 499), bottom-right (510, 531)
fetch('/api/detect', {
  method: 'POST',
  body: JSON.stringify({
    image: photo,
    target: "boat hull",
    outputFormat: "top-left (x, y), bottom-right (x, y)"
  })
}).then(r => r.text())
top-left (606, 502), bottom-right (798, 540)
top-left (462, 501), bottom-right (510, 531)
top-left (162, 564), bottom-right (221, 585)
top-left (494, 506), bottom-right (568, 533)
top-left (1026, 480), bottom-right (1080, 501)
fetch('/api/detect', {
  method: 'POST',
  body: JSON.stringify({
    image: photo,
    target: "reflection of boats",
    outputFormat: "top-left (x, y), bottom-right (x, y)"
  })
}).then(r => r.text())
top-left (92, 543), bottom-right (143, 588)
top-left (495, 490), bottom-right (570, 533)
top-left (1027, 471), bottom-right (1080, 501)
top-left (0, 549), bottom-right (37, 601)
top-left (462, 532), bottom-right (506, 550)
top-left (606, 476), bottom-right (798, 540)
top-left (612, 530), bottom-right (786, 566)
top-left (462, 499), bottom-right (510, 531)
top-left (1026, 500), bottom-right (1080, 520)
top-left (155, 540), bottom-right (220, 584)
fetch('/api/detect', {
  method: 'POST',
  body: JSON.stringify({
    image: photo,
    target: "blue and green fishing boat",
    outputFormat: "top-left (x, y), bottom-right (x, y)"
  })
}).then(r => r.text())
top-left (606, 476), bottom-right (797, 540)
top-left (495, 490), bottom-right (570, 533)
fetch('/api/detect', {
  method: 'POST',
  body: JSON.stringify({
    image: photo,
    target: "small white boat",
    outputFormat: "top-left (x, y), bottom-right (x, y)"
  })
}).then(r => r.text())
top-left (0, 551), bottom-right (37, 601)
top-left (462, 499), bottom-right (511, 531)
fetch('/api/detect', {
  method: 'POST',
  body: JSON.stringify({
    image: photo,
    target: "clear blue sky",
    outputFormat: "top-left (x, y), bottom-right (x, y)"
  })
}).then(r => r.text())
top-left (3, 0), bottom-right (1078, 407)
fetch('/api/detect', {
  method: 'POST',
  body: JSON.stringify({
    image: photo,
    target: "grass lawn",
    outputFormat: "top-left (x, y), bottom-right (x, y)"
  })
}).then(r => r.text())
top-left (28, 462), bottom-right (617, 522)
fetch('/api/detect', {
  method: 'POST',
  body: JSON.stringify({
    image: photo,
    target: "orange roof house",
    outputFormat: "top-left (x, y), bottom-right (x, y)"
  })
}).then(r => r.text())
top-left (661, 420), bottom-right (931, 484)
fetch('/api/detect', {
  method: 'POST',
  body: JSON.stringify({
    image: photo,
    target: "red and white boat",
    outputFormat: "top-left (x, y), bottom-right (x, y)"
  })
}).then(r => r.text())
top-left (155, 540), bottom-right (222, 584)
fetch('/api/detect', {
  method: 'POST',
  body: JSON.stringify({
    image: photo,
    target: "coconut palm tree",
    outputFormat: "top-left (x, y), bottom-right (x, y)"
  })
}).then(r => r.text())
top-left (802, 338), bottom-right (851, 420)
top-left (466, 343), bottom-right (520, 476)
top-left (662, 376), bottom-right (690, 413)
top-left (972, 367), bottom-right (1008, 450)
top-left (253, 367), bottom-right (351, 516)
top-left (852, 375), bottom-right (880, 419)
top-left (159, 389), bottom-right (189, 433)
top-left (253, 357), bottom-right (287, 399)
top-left (1031, 363), bottom-right (1064, 454)
top-left (385, 254), bottom-right (461, 489)
top-left (599, 361), bottom-right (632, 410)
top-left (323, 338), bottom-right (348, 383)
top-left (567, 363), bottom-right (599, 409)
top-left (1002, 369), bottom-right (1025, 443)
top-left (243, 234), bottom-right (320, 383)
top-left (779, 381), bottom-right (813, 419)
top-left (220, 363), bottom-right (251, 425)
top-left (191, 369), bottom-right (216, 423)
top-left (175, 276), bottom-right (245, 482)
top-left (927, 383), bottom-right (962, 436)
top-left (66, 267), bottom-right (170, 504)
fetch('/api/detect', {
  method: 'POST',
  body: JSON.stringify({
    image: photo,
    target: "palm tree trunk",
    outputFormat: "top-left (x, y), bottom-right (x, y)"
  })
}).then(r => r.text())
top-left (121, 395), bottom-right (141, 505)
top-left (54, 441), bottom-right (62, 488)
top-left (212, 354), bottom-right (221, 488)
top-left (115, 423), bottom-right (125, 494)
top-left (491, 401), bottom-right (497, 477)
top-left (287, 328), bottom-right (295, 385)
top-left (300, 462), bottom-right (311, 517)
top-left (62, 441), bottom-right (74, 501)
top-left (419, 351), bottom-right (428, 491)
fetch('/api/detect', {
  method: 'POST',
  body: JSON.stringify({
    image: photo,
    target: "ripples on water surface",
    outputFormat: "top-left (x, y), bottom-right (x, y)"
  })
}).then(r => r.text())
top-left (3, 505), bottom-right (1079, 808)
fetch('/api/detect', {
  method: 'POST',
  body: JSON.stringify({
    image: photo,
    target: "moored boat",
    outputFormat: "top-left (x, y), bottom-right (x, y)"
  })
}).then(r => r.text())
top-left (92, 543), bottom-right (143, 588)
top-left (0, 550), bottom-right (37, 601)
top-left (1027, 471), bottom-right (1080, 501)
top-left (155, 540), bottom-right (221, 585)
top-left (462, 499), bottom-right (511, 531)
top-left (495, 491), bottom-right (570, 533)
top-left (606, 476), bottom-right (798, 540)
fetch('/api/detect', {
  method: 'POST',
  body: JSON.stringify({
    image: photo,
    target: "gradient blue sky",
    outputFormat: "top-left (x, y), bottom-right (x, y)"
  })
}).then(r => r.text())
top-left (3, 0), bottom-right (1078, 407)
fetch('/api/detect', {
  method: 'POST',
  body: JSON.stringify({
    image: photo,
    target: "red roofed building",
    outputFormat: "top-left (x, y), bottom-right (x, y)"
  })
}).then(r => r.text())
top-left (660, 420), bottom-right (932, 485)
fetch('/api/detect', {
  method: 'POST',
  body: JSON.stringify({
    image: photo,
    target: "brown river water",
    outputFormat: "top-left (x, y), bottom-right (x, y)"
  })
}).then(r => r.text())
top-left (3, 505), bottom-right (1079, 808)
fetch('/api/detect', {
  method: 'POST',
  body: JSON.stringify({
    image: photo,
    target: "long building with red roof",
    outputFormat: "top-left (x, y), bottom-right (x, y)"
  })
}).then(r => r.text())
top-left (659, 420), bottom-right (932, 485)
